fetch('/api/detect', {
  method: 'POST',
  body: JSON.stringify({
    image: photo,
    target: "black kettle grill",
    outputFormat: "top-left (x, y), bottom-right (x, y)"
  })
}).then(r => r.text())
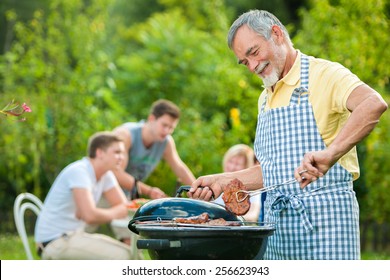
top-left (128, 186), bottom-right (275, 260)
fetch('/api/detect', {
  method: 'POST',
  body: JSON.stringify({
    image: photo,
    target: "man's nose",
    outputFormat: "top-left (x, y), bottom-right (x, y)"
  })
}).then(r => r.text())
top-left (248, 60), bottom-right (258, 73)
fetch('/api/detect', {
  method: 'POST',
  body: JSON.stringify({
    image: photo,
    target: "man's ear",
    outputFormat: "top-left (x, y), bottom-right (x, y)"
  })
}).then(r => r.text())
top-left (95, 148), bottom-right (104, 158)
top-left (271, 25), bottom-right (284, 44)
top-left (148, 114), bottom-right (156, 122)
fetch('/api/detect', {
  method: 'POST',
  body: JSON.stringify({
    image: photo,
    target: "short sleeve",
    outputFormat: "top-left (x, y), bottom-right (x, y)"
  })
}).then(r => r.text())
top-left (99, 171), bottom-right (119, 192)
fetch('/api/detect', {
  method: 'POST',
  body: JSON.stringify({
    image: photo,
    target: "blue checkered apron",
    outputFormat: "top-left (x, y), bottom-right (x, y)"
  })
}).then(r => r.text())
top-left (254, 54), bottom-right (360, 259)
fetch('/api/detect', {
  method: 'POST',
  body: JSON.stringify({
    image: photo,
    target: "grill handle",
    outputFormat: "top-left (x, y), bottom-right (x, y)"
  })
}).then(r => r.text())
top-left (137, 239), bottom-right (181, 250)
top-left (175, 185), bottom-right (191, 197)
top-left (176, 185), bottom-right (215, 199)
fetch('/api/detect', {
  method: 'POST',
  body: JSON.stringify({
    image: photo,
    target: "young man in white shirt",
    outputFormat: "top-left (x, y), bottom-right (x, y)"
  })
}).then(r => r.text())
top-left (35, 131), bottom-right (132, 259)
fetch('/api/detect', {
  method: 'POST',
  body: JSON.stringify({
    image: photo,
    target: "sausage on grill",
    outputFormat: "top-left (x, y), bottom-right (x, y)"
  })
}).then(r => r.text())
top-left (174, 212), bottom-right (210, 224)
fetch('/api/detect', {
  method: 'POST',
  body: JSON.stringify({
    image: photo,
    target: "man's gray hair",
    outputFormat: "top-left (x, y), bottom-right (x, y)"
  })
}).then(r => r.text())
top-left (227, 10), bottom-right (292, 49)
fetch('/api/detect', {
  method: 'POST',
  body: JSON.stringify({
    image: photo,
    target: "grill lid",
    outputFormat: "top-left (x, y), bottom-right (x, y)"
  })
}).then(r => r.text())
top-left (128, 196), bottom-right (241, 234)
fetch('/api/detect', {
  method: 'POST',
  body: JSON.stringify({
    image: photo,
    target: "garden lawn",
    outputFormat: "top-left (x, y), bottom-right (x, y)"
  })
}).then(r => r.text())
top-left (1, 234), bottom-right (389, 260)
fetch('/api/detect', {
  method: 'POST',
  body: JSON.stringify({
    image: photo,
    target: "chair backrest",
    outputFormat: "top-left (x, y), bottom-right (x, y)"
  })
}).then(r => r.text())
top-left (13, 193), bottom-right (43, 260)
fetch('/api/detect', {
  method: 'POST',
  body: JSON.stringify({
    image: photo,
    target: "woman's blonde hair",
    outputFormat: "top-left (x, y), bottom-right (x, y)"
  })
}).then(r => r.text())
top-left (222, 144), bottom-right (255, 171)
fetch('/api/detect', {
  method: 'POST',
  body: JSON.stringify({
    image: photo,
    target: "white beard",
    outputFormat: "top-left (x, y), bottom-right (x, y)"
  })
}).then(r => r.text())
top-left (259, 39), bottom-right (286, 88)
top-left (261, 71), bottom-right (280, 88)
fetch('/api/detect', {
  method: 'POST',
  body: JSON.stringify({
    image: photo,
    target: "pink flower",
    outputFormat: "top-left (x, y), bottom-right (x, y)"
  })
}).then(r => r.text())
top-left (1, 100), bottom-right (32, 121)
top-left (22, 103), bottom-right (32, 112)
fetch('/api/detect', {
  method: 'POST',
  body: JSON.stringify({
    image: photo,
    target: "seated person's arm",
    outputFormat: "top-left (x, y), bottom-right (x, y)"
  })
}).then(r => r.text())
top-left (73, 187), bottom-right (127, 225)
top-left (104, 184), bottom-right (128, 208)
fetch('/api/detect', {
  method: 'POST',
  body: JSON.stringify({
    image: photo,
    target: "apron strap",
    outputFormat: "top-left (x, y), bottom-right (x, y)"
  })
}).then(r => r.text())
top-left (289, 54), bottom-right (310, 106)
top-left (300, 54), bottom-right (309, 88)
top-left (289, 87), bottom-right (309, 106)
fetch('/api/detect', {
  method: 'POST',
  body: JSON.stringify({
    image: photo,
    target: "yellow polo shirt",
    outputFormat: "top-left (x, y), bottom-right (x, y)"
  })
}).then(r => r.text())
top-left (258, 51), bottom-right (364, 180)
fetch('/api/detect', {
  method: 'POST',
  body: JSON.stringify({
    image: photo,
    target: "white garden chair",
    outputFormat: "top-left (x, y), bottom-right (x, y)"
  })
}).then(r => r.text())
top-left (13, 193), bottom-right (43, 260)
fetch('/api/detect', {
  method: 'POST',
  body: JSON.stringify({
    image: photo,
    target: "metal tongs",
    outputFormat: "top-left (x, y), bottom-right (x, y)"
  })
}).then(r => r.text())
top-left (235, 177), bottom-right (299, 203)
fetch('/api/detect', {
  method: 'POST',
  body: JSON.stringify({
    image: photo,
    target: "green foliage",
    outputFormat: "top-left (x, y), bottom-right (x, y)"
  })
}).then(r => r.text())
top-left (159, 0), bottom-right (229, 31)
top-left (110, 1), bottom-right (261, 193)
top-left (225, 0), bottom-right (303, 26)
top-left (363, 107), bottom-right (390, 223)
top-left (0, 0), bottom-right (261, 203)
top-left (0, 0), bottom-right (126, 209)
top-left (295, 0), bottom-right (390, 87)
